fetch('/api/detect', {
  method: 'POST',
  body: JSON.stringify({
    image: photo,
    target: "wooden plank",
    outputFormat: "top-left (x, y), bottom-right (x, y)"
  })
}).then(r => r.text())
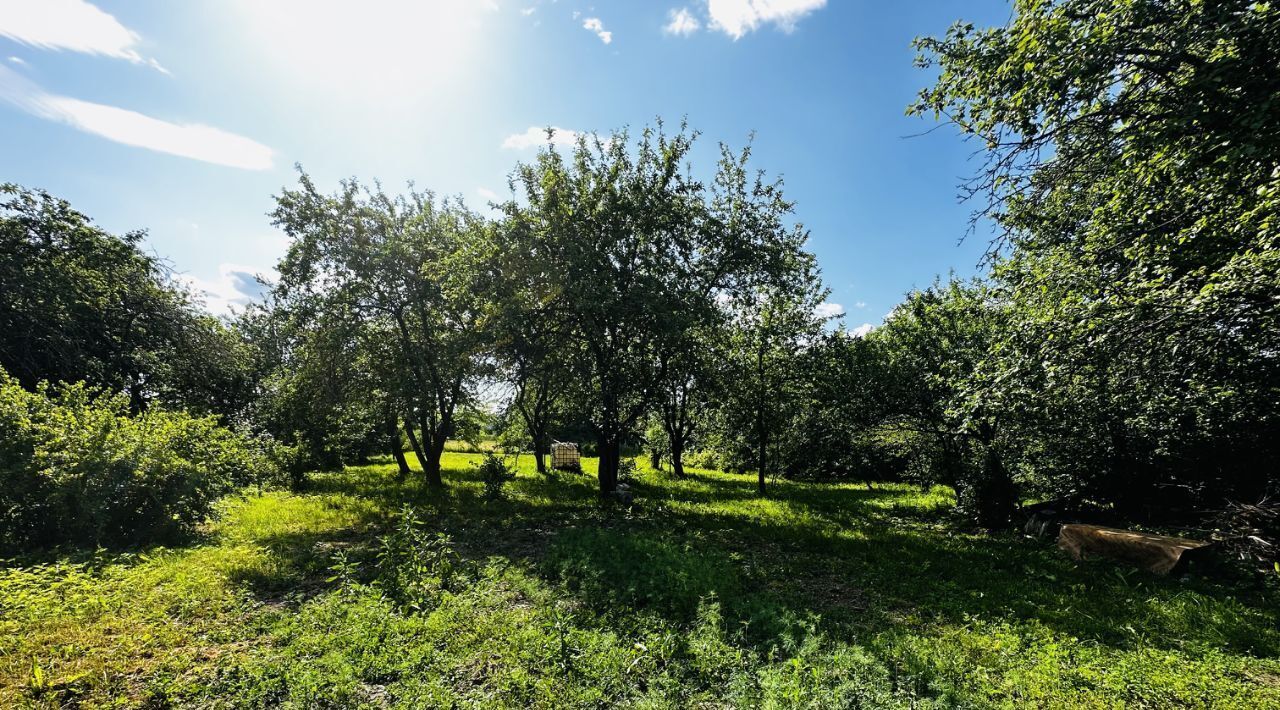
top-left (1058, 523), bottom-right (1211, 575)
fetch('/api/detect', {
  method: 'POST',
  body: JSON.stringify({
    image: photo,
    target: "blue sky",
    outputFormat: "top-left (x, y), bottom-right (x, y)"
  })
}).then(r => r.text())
top-left (0, 0), bottom-right (1011, 331)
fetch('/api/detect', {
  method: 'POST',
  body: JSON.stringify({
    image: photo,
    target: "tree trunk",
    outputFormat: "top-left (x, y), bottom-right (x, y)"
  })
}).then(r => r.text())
top-left (404, 420), bottom-right (427, 475)
top-left (388, 415), bottom-right (411, 481)
top-left (756, 339), bottom-right (768, 496)
top-left (973, 425), bottom-right (1015, 529)
top-left (533, 435), bottom-right (548, 475)
top-left (755, 394), bottom-right (768, 496)
top-left (756, 431), bottom-right (768, 496)
top-left (597, 435), bottom-right (619, 496)
top-left (128, 377), bottom-right (148, 416)
top-left (422, 431), bottom-right (446, 488)
top-left (529, 420), bottom-right (549, 476)
top-left (972, 456), bottom-right (1015, 529)
top-left (671, 436), bottom-right (686, 478)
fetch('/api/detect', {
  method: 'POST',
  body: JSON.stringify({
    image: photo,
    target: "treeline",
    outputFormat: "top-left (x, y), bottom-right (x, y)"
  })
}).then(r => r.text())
top-left (2, 0), bottom-right (1276, 547)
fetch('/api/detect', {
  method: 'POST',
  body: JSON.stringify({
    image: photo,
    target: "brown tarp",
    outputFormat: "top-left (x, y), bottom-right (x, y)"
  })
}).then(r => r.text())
top-left (1058, 523), bottom-right (1211, 575)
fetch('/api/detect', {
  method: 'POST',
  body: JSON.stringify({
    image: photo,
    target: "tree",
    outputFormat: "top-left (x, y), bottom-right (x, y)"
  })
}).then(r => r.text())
top-left (654, 338), bottom-right (714, 479)
top-left (489, 217), bottom-right (572, 475)
top-left (912, 0), bottom-right (1280, 514)
top-left (270, 173), bottom-right (494, 487)
top-left (720, 283), bottom-right (826, 495)
top-left (0, 184), bottom-right (254, 420)
top-left (779, 329), bottom-right (890, 484)
top-left (871, 280), bottom-right (1010, 526)
top-left (240, 295), bottom-right (381, 480)
top-left (504, 123), bottom-right (817, 496)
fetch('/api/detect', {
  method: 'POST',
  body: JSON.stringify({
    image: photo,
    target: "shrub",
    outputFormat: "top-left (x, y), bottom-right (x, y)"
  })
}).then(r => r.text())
top-left (474, 452), bottom-right (516, 500)
top-left (0, 371), bottom-right (278, 550)
top-left (683, 449), bottom-right (724, 471)
top-left (373, 505), bottom-right (463, 611)
top-left (617, 457), bottom-right (637, 484)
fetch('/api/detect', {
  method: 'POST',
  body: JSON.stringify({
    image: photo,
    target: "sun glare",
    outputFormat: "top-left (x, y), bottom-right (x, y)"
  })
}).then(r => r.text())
top-left (235, 0), bottom-right (490, 100)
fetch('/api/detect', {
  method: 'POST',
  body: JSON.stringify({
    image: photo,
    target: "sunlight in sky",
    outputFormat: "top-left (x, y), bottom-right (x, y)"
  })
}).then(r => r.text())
top-left (232, 0), bottom-right (493, 101)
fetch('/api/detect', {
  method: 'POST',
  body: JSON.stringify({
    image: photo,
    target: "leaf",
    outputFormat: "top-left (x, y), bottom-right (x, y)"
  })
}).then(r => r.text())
top-left (29, 659), bottom-right (46, 690)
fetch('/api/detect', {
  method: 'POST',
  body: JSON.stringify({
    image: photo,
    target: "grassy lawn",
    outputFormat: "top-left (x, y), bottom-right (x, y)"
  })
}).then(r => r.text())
top-left (2, 453), bottom-right (1277, 708)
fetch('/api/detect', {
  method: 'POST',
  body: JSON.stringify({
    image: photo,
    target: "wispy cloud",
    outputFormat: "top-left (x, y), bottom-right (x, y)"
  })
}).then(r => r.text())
top-left (7, 56), bottom-right (24, 65)
top-left (476, 186), bottom-right (500, 202)
top-left (707, 0), bottom-right (827, 39)
top-left (815, 302), bottom-right (844, 320)
top-left (0, 0), bottom-right (167, 72)
top-left (501, 125), bottom-right (580, 150)
top-left (0, 66), bottom-right (273, 170)
top-left (854, 300), bottom-right (867, 309)
top-left (178, 263), bottom-right (274, 316)
top-left (664, 8), bottom-right (700, 36)
top-left (850, 323), bottom-right (874, 338)
top-left (582, 17), bottom-right (612, 44)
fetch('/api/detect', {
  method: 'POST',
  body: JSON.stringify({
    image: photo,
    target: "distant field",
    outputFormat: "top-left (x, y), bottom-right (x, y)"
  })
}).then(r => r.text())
top-left (3, 453), bottom-right (1277, 707)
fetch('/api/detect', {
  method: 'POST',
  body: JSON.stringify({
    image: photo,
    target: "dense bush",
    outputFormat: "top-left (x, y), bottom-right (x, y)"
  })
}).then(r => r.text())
top-left (0, 371), bottom-right (279, 550)
top-left (473, 452), bottom-right (516, 501)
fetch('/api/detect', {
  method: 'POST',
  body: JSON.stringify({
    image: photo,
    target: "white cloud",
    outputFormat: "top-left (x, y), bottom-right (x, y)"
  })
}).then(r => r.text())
top-left (582, 16), bottom-right (612, 44)
top-left (7, 56), bottom-right (24, 65)
top-left (0, 65), bottom-right (274, 170)
top-left (520, 6), bottom-right (536, 16)
top-left (476, 186), bottom-right (500, 202)
top-left (0, 0), bottom-right (167, 72)
top-left (850, 323), bottom-right (874, 338)
top-left (815, 302), bottom-right (844, 319)
top-left (178, 263), bottom-right (274, 316)
top-left (501, 125), bottom-right (580, 150)
top-left (854, 300), bottom-right (867, 309)
top-left (664, 8), bottom-right (700, 36)
top-left (706, 0), bottom-right (827, 39)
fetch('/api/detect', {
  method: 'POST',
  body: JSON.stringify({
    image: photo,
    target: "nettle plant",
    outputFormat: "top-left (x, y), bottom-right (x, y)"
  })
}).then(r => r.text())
top-left (374, 506), bottom-right (463, 612)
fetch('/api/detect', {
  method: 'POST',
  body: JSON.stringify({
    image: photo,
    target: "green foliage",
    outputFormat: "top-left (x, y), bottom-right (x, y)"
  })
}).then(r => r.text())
top-left (0, 369), bottom-right (278, 550)
top-left (615, 456), bottom-right (637, 484)
top-left (909, 0), bottom-right (1280, 515)
top-left (710, 284), bottom-right (827, 493)
top-left (0, 184), bottom-right (256, 419)
top-left (474, 452), bottom-right (517, 500)
top-left (269, 172), bottom-right (494, 487)
top-left (238, 300), bottom-right (385, 477)
top-left (373, 506), bottom-right (463, 611)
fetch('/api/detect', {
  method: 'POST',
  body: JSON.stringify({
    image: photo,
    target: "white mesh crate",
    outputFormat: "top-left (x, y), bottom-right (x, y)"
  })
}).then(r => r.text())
top-left (551, 442), bottom-right (580, 470)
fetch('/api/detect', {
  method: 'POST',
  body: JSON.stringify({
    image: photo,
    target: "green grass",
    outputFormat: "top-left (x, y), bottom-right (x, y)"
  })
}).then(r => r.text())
top-left (2, 452), bottom-right (1277, 707)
